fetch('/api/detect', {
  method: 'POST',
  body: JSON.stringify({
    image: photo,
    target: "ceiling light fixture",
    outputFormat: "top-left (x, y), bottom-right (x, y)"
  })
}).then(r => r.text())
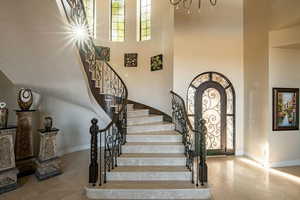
top-left (169, 0), bottom-right (217, 13)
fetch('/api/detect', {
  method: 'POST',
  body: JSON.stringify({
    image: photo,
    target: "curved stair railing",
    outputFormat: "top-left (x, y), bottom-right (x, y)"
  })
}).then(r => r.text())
top-left (60, 0), bottom-right (128, 186)
top-left (170, 91), bottom-right (208, 186)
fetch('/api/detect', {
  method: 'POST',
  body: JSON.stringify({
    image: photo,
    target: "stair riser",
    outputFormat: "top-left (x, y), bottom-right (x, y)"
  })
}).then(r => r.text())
top-left (122, 145), bottom-right (184, 154)
top-left (107, 172), bottom-right (191, 181)
top-left (127, 124), bottom-right (175, 134)
top-left (128, 110), bottom-right (149, 118)
top-left (127, 135), bottom-right (182, 143)
top-left (127, 116), bottom-right (163, 126)
top-left (127, 104), bottom-right (134, 111)
top-left (86, 188), bottom-right (211, 200)
top-left (118, 158), bottom-right (186, 166)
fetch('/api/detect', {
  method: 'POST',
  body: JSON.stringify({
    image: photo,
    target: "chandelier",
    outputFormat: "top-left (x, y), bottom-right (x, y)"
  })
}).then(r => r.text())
top-left (169, 0), bottom-right (217, 13)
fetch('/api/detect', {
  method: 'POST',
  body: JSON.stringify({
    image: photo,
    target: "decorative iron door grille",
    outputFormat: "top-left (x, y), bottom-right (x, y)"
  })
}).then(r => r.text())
top-left (187, 72), bottom-right (236, 155)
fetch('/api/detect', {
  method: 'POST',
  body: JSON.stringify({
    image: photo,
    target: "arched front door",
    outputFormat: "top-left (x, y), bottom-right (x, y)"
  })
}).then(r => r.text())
top-left (187, 72), bottom-right (235, 155)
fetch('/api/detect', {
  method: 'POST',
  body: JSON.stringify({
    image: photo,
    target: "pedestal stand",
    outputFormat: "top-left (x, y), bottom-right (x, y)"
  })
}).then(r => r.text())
top-left (35, 129), bottom-right (62, 181)
top-left (0, 126), bottom-right (18, 194)
top-left (15, 110), bottom-right (36, 177)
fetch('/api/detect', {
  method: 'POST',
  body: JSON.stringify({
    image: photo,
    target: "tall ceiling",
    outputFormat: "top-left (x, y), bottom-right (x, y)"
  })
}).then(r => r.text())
top-left (270, 0), bottom-right (300, 30)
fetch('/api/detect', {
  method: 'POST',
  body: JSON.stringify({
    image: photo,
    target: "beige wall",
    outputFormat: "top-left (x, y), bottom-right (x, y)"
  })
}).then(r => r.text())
top-left (0, 0), bottom-right (111, 155)
top-left (269, 48), bottom-right (300, 166)
top-left (244, 0), bottom-right (270, 164)
top-left (39, 95), bottom-right (101, 155)
top-left (173, 0), bottom-right (244, 155)
top-left (268, 26), bottom-right (300, 166)
top-left (0, 71), bottom-right (17, 124)
top-left (95, 0), bottom-right (174, 115)
top-left (0, 0), bottom-right (110, 121)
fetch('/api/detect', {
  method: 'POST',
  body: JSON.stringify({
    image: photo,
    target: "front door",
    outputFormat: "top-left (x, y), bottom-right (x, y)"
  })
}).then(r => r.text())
top-left (195, 82), bottom-right (227, 155)
top-left (188, 72), bottom-right (235, 155)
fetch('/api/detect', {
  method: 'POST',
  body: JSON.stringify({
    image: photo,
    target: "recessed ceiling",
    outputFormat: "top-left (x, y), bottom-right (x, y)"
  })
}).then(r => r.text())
top-left (270, 0), bottom-right (300, 30)
top-left (274, 43), bottom-right (300, 50)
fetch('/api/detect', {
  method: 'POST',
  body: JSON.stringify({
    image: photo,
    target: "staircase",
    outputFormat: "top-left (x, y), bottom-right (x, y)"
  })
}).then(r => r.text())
top-left (85, 104), bottom-right (211, 200)
top-left (59, 1), bottom-right (210, 199)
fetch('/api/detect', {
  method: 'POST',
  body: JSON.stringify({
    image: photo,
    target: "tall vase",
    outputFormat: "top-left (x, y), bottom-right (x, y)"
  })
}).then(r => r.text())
top-left (0, 108), bottom-right (8, 129)
top-left (18, 88), bottom-right (33, 111)
top-left (0, 103), bottom-right (8, 129)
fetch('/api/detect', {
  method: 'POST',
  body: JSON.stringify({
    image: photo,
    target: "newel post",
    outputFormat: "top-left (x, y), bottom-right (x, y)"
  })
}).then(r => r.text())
top-left (199, 119), bottom-right (208, 186)
top-left (89, 118), bottom-right (99, 186)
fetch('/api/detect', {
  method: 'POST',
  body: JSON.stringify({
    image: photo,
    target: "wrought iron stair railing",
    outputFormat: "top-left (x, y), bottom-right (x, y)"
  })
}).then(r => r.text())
top-left (60, 0), bottom-right (128, 186)
top-left (170, 91), bottom-right (208, 186)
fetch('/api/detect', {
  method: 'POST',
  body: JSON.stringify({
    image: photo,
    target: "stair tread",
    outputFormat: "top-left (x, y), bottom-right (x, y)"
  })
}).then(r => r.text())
top-left (127, 130), bottom-right (180, 135)
top-left (120, 153), bottom-right (185, 158)
top-left (127, 122), bottom-right (174, 127)
top-left (125, 142), bottom-right (182, 146)
top-left (87, 181), bottom-right (208, 190)
top-left (127, 114), bottom-right (162, 119)
top-left (110, 166), bottom-right (189, 172)
top-left (128, 109), bottom-right (149, 113)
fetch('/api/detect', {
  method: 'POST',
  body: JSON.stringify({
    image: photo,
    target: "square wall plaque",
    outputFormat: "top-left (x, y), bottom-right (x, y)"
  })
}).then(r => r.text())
top-left (151, 54), bottom-right (163, 71)
top-left (124, 53), bottom-right (138, 67)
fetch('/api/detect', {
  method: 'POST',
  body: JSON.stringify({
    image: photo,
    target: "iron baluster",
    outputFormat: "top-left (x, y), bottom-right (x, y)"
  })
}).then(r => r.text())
top-left (89, 119), bottom-right (99, 186)
top-left (99, 126), bottom-right (102, 186)
top-left (170, 91), bottom-right (208, 186)
top-left (198, 119), bottom-right (208, 186)
top-left (104, 130), bottom-right (107, 183)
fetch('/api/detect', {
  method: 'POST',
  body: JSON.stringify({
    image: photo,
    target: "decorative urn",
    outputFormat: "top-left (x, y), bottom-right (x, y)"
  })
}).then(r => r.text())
top-left (44, 117), bottom-right (53, 131)
top-left (18, 88), bottom-right (33, 111)
top-left (0, 102), bottom-right (9, 129)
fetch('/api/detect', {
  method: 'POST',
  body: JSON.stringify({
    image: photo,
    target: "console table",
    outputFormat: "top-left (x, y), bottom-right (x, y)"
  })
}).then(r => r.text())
top-left (0, 126), bottom-right (18, 194)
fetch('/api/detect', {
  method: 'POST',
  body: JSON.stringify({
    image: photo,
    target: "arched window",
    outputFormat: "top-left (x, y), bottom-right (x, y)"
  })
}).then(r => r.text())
top-left (137, 0), bottom-right (151, 41)
top-left (111, 0), bottom-right (125, 42)
top-left (82, 0), bottom-right (96, 38)
top-left (187, 72), bottom-right (236, 155)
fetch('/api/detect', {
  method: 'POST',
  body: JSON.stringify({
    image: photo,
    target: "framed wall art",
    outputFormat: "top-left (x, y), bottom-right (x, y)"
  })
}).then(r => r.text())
top-left (273, 88), bottom-right (299, 131)
top-left (124, 53), bottom-right (138, 67)
top-left (151, 54), bottom-right (163, 71)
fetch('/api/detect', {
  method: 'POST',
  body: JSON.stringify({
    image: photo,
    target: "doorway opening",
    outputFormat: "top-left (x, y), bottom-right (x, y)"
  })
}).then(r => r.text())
top-left (187, 72), bottom-right (236, 155)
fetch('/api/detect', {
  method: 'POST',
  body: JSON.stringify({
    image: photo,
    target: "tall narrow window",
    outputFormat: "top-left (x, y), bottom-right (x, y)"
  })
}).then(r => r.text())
top-left (138, 0), bottom-right (151, 41)
top-left (82, 0), bottom-right (96, 38)
top-left (111, 0), bottom-right (125, 42)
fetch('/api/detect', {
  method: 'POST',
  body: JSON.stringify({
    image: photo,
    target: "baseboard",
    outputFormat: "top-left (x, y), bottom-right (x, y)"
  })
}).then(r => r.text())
top-left (57, 142), bottom-right (107, 156)
top-left (244, 153), bottom-right (265, 166)
top-left (270, 159), bottom-right (300, 168)
top-left (57, 144), bottom-right (90, 156)
top-left (235, 150), bottom-right (244, 156)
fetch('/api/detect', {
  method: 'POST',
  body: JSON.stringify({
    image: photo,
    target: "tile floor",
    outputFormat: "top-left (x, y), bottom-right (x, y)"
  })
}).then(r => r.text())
top-left (1, 150), bottom-right (299, 200)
